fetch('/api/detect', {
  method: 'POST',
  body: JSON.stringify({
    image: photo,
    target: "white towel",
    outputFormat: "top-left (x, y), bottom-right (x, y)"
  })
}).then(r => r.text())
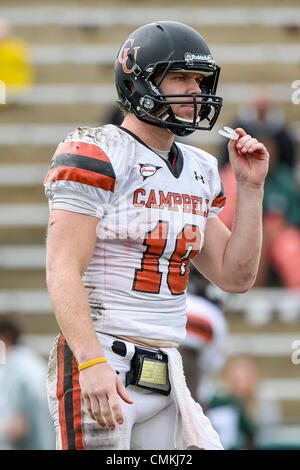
top-left (161, 347), bottom-right (223, 450)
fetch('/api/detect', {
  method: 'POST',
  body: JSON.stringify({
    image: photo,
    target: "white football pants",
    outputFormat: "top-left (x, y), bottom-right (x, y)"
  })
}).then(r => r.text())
top-left (47, 331), bottom-right (221, 450)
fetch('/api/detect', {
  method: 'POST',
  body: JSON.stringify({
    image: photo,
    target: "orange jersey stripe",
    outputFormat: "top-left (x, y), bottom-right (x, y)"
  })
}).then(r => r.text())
top-left (186, 313), bottom-right (214, 343)
top-left (212, 195), bottom-right (226, 209)
top-left (54, 141), bottom-right (111, 163)
top-left (44, 166), bottom-right (115, 192)
top-left (72, 356), bottom-right (84, 450)
top-left (56, 335), bottom-right (68, 450)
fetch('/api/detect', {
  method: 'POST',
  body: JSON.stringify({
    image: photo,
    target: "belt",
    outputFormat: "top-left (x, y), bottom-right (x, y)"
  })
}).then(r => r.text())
top-left (111, 340), bottom-right (171, 395)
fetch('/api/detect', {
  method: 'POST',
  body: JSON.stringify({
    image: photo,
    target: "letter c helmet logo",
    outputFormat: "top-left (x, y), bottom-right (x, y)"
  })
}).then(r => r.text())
top-left (118, 38), bottom-right (140, 73)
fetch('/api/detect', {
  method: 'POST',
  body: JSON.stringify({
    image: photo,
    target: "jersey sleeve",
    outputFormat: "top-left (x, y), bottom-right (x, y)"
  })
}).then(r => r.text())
top-left (43, 126), bottom-right (134, 219)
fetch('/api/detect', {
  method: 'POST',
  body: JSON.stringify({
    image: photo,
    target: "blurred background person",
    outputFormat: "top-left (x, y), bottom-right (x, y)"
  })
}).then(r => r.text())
top-left (0, 316), bottom-right (55, 450)
top-left (218, 85), bottom-right (300, 288)
top-left (205, 355), bottom-right (282, 450)
top-left (219, 85), bottom-right (297, 170)
top-left (0, 17), bottom-right (34, 103)
top-left (205, 355), bottom-right (258, 450)
top-left (179, 268), bottom-right (228, 408)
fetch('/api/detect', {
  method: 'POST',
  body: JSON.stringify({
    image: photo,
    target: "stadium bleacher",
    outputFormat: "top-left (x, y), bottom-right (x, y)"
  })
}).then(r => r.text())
top-left (0, 0), bottom-right (300, 448)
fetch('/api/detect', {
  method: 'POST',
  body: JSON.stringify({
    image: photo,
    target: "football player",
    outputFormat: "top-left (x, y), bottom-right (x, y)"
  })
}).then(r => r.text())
top-left (44, 21), bottom-right (269, 450)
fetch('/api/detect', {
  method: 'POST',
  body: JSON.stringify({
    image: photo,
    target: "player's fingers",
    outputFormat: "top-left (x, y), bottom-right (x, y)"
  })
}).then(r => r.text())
top-left (236, 135), bottom-right (255, 151)
top-left (235, 128), bottom-right (247, 137)
top-left (244, 142), bottom-right (266, 157)
top-left (83, 395), bottom-right (95, 421)
top-left (239, 138), bottom-right (258, 154)
top-left (108, 392), bottom-right (125, 426)
top-left (99, 395), bottom-right (115, 430)
top-left (228, 130), bottom-right (249, 151)
top-left (116, 376), bottom-right (134, 405)
top-left (89, 395), bottom-right (106, 427)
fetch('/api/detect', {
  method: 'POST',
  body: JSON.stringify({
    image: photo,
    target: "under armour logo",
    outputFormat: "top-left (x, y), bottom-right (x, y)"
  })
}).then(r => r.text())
top-left (194, 171), bottom-right (205, 183)
top-left (157, 354), bottom-right (163, 361)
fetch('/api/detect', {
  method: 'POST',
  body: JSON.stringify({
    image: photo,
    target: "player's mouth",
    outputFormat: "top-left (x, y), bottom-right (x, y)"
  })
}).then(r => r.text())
top-left (178, 103), bottom-right (201, 116)
top-left (180, 104), bottom-right (194, 110)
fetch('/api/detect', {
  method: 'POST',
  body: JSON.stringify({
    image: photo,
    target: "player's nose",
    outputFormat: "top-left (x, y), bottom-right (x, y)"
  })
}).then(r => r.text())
top-left (186, 78), bottom-right (202, 95)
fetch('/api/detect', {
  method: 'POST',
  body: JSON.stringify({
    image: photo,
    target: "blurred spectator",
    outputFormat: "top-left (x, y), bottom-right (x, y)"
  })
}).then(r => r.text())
top-left (218, 85), bottom-right (300, 287)
top-left (219, 85), bottom-right (297, 169)
top-left (179, 268), bottom-right (228, 406)
top-left (205, 356), bottom-right (257, 449)
top-left (0, 18), bottom-right (34, 102)
top-left (205, 356), bottom-right (282, 450)
top-left (0, 316), bottom-right (55, 450)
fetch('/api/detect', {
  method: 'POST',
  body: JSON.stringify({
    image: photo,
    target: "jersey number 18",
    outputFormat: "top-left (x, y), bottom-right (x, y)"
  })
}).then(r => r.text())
top-left (132, 220), bottom-right (201, 295)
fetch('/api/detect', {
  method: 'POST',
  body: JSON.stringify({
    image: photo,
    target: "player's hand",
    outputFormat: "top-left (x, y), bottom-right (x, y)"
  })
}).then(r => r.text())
top-left (79, 362), bottom-right (133, 430)
top-left (228, 128), bottom-right (269, 187)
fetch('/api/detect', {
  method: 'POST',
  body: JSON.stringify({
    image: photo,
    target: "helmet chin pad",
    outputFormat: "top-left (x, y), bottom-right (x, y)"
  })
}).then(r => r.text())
top-left (174, 115), bottom-right (201, 124)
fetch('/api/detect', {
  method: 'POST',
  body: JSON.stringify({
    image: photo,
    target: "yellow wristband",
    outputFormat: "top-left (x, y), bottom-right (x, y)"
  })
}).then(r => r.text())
top-left (78, 357), bottom-right (107, 371)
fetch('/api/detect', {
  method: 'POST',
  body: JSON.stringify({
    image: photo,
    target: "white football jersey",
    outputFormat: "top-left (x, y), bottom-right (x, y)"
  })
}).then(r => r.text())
top-left (44, 124), bottom-right (225, 343)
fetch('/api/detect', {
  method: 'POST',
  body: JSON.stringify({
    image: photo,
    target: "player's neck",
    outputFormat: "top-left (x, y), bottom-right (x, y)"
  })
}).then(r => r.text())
top-left (121, 113), bottom-right (175, 151)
